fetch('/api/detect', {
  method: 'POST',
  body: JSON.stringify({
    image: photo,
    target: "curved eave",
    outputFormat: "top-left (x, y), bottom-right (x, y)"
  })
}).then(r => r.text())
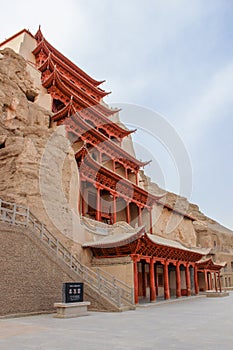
top-left (146, 233), bottom-right (209, 257)
top-left (82, 227), bottom-right (145, 248)
top-left (37, 54), bottom-right (54, 72)
top-left (140, 160), bottom-right (152, 168)
top-left (52, 101), bottom-right (77, 122)
top-left (123, 129), bottom-right (137, 137)
top-left (40, 58), bottom-right (104, 107)
top-left (67, 114), bottom-right (153, 170)
top-left (197, 257), bottom-right (226, 270)
top-left (83, 231), bottom-right (210, 263)
top-left (127, 128), bottom-right (137, 135)
top-left (34, 29), bottom-right (103, 87)
top-left (43, 69), bottom-right (93, 111)
top-left (98, 89), bottom-right (111, 98)
top-left (43, 71), bottom-right (136, 139)
top-left (37, 49), bottom-right (112, 100)
top-left (52, 66), bottom-right (116, 116)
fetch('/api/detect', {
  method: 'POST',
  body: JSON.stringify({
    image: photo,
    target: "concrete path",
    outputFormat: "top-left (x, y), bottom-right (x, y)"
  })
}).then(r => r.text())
top-left (0, 292), bottom-right (232, 350)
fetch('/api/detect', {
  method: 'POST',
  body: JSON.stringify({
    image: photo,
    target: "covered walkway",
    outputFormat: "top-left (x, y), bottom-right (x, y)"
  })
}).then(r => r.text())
top-left (197, 257), bottom-right (225, 292)
top-left (83, 230), bottom-right (222, 304)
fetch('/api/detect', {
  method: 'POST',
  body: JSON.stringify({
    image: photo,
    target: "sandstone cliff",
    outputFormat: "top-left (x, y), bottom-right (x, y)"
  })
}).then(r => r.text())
top-left (140, 168), bottom-right (233, 252)
top-left (0, 48), bottom-right (83, 258)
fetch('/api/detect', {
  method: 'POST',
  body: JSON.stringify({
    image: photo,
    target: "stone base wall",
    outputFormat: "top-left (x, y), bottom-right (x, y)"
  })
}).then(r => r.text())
top-left (0, 223), bottom-right (118, 317)
top-left (92, 257), bottom-right (134, 287)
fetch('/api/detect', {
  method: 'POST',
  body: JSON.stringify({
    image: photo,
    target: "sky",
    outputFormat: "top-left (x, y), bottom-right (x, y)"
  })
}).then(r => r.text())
top-left (1, 0), bottom-right (233, 230)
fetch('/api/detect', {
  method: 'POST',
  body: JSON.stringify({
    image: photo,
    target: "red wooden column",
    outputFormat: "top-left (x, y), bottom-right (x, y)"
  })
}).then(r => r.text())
top-left (141, 261), bottom-right (147, 298)
top-left (155, 263), bottom-right (158, 296)
top-left (194, 265), bottom-right (199, 295)
top-left (218, 271), bottom-right (222, 292)
top-left (164, 261), bottom-right (170, 300)
top-left (126, 201), bottom-right (131, 224)
top-left (138, 205), bottom-right (142, 227)
top-left (150, 258), bottom-right (156, 302)
top-left (185, 264), bottom-right (191, 296)
top-left (209, 272), bottom-right (213, 290)
top-left (176, 262), bottom-right (181, 298)
top-left (207, 271), bottom-right (211, 290)
top-left (148, 208), bottom-right (153, 234)
top-left (204, 270), bottom-right (208, 291)
top-left (96, 187), bottom-right (101, 221)
top-left (132, 257), bottom-right (139, 304)
top-left (112, 195), bottom-right (117, 224)
top-left (214, 272), bottom-right (218, 292)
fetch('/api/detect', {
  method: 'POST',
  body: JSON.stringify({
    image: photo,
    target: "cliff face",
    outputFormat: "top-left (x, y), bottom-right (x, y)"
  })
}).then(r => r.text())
top-left (140, 159), bottom-right (233, 252)
top-left (0, 48), bottom-right (82, 255)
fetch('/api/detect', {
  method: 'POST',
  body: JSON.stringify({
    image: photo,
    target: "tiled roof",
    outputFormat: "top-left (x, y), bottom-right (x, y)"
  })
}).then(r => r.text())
top-left (146, 234), bottom-right (211, 255)
top-left (83, 229), bottom-right (210, 255)
top-left (82, 227), bottom-right (144, 248)
top-left (196, 257), bottom-right (226, 268)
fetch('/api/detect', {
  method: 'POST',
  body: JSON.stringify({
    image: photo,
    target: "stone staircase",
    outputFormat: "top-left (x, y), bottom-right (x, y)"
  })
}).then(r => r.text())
top-left (0, 198), bottom-right (135, 311)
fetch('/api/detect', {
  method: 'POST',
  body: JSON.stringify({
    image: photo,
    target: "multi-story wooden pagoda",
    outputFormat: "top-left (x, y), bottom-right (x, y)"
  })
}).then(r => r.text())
top-left (0, 28), bottom-right (226, 305)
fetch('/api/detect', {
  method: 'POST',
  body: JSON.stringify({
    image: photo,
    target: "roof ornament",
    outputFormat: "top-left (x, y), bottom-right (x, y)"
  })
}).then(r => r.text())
top-left (35, 25), bottom-right (43, 43)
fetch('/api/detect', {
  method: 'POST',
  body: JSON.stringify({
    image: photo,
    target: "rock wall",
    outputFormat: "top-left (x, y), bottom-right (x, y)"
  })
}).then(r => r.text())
top-left (0, 48), bottom-right (86, 260)
top-left (141, 170), bottom-right (233, 257)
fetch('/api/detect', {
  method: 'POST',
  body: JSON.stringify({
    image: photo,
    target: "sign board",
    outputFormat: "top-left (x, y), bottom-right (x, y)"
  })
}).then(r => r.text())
top-left (62, 282), bottom-right (84, 303)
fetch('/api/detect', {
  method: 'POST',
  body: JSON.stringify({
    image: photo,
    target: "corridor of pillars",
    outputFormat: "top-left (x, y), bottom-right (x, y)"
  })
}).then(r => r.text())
top-left (202, 270), bottom-right (222, 292)
top-left (133, 258), bottom-right (199, 304)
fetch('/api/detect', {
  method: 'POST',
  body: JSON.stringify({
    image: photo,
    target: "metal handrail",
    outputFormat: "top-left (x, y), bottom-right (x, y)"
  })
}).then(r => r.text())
top-left (0, 198), bottom-right (134, 308)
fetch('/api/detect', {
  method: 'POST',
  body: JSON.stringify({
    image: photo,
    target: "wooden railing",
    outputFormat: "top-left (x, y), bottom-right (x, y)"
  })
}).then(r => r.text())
top-left (0, 198), bottom-right (134, 308)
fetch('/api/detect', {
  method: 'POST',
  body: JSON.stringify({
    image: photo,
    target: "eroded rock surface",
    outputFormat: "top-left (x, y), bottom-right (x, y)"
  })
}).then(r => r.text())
top-left (0, 48), bottom-right (81, 254)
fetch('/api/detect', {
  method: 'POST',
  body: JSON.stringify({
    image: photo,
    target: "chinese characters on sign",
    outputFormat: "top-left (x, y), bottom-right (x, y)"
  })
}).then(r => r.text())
top-left (62, 282), bottom-right (84, 303)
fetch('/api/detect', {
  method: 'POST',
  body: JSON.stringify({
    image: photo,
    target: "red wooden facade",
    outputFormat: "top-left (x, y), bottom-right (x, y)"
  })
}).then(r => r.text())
top-left (31, 28), bottom-right (225, 303)
top-left (84, 232), bottom-right (224, 303)
top-left (31, 28), bottom-right (161, 228)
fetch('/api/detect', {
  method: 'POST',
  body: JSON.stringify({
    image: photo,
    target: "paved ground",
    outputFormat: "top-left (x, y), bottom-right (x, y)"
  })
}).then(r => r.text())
top-left (0, 293), bottom-right (233, 350)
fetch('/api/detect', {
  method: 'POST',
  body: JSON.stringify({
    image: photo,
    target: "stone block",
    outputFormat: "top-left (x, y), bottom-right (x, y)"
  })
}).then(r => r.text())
top-left (205, 291), bottom-right (229, 298)
top-left (54, 302), bottom-right (90, 318)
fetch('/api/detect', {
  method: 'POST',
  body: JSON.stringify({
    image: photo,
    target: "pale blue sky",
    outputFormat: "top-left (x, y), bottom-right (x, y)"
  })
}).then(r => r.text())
top-left (1, 0), bottom-right (233, 229)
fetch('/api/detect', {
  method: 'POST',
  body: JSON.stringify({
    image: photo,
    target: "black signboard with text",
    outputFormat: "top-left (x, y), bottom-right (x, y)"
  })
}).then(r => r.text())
top-left (62, 282), bottom-right (84, 303)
